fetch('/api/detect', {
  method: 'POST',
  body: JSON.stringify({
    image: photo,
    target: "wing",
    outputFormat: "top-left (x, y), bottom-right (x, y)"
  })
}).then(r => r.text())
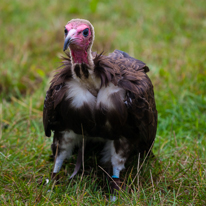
top-left (107, 50), bottom-right (157, 151)
top-left (108, 49), bottom-right (149, 73)
top-left (43, 53), bottom-right (72, 137)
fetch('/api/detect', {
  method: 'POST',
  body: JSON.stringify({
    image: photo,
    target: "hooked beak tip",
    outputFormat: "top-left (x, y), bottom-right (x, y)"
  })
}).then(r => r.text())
top-left (63, 36), bottom-right (71, 51)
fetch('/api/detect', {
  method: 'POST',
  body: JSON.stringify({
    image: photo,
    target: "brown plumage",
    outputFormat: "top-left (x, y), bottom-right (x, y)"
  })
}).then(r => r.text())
top-left (43, 19), bottom-right (157, 200)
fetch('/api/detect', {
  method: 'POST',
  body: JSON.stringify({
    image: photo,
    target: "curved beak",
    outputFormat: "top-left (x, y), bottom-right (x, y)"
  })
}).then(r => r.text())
top-left (63, 36), bottom-right (71, 51)
top-left (63, 29), bottom-right (77, 51)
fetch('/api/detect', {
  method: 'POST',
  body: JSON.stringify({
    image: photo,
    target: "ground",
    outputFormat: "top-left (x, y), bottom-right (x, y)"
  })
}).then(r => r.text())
top-left (0, 0), bottom-right (206, 205)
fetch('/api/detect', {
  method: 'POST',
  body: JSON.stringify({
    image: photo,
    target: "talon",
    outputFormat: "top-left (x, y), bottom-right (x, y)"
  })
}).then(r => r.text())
top-left (51, 172), bottom-right (60, 184)
top-left (110, 178), bottom-right (120, 195)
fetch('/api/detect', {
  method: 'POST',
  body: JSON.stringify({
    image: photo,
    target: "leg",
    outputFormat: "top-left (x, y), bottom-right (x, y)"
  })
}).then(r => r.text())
top-left (101, 138), bottom-right (130, 201)
top-left (51, 130), bottom-right (81, 181)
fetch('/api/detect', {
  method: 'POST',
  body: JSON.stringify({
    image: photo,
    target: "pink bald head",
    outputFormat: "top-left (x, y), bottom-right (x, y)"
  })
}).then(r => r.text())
top-left (63, 19), bottom-right (94, 64)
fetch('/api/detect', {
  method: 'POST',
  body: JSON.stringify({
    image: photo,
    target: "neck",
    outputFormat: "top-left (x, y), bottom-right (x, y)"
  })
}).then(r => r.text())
top-left (71, 49), bottom-right (89, 64)
top-left (70, 46), bottom-right (94, 68)
top-left (70, 47), bottom-right (97, 82)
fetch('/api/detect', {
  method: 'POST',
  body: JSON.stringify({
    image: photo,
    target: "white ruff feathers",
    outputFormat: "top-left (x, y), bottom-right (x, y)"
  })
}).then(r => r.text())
top-left (97, 83), bottom-right (125, 109)
top-left (65, 79), bottom-right (96, 108)
top-left (65, 80), bottom-right (126, 111)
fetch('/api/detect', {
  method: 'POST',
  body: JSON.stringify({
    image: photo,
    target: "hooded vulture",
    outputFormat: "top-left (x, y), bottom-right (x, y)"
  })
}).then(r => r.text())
top-left (43, 18), bottom-right (157, 198)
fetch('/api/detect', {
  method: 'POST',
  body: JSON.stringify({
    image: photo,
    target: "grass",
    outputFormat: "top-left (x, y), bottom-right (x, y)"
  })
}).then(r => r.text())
top-left (0, 0), bottom-right (206, 205)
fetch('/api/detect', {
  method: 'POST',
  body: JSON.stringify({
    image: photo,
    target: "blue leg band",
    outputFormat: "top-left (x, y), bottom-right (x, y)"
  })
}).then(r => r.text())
top-left (112, 175), bottom-right (119, 178)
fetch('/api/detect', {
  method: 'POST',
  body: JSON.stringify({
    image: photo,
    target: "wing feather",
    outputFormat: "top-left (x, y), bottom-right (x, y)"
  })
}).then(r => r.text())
top-left (103, 49), bottom-right (157, 152)
top-left (43, 53), bottom-right (72, 137)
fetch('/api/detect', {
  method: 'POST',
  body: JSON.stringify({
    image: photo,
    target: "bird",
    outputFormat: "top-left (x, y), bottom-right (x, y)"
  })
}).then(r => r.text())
top-left (43, 18), bottom-right (157, 198)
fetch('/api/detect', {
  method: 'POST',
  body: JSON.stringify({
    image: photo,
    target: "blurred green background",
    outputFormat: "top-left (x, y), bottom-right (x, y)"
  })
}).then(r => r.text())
top-left (0, 0), bottom-right (206, 205)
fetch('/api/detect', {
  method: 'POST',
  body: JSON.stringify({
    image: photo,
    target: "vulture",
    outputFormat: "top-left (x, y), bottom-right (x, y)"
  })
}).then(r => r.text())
top-left (43, 19), bottom-right (157, 199)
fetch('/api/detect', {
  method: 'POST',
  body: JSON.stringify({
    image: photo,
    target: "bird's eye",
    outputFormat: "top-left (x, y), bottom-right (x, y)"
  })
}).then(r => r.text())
top-left (64, 28), bottom-right (68, 36)
top-left (83, 28), bottom-right (89, 37)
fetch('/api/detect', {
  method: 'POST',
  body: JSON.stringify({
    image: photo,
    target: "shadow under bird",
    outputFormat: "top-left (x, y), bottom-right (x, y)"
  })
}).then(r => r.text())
top-left (43, 18), bottom-right (157, 200)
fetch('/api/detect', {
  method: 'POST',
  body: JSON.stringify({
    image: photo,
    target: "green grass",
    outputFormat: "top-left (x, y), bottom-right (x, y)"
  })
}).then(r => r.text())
top-left (0, 0), bottom-right (206, 205)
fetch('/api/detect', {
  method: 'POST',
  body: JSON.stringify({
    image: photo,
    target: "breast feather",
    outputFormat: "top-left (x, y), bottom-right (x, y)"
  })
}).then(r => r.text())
top-left (97, 82), bottom-right (126, 110)
top-left (65, 79), bottom-right (96, 109)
